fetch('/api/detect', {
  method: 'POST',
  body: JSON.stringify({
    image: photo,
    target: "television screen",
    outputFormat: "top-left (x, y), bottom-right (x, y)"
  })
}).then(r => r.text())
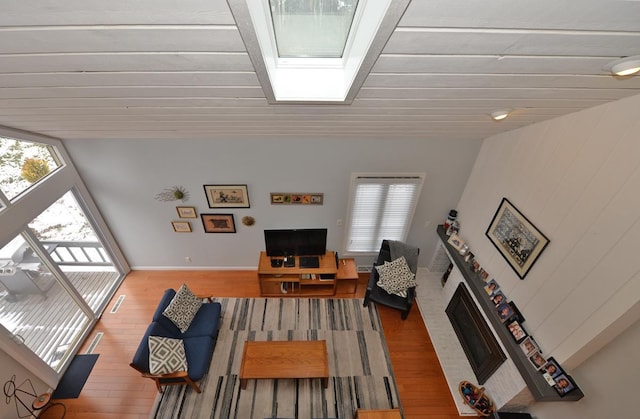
top-left (264, 228), bottom-right (327, 257)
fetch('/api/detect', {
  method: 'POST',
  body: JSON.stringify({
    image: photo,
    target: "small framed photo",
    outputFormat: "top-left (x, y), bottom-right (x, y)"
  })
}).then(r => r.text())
top-left (478, 268), bottom-right (490, 281)
top-left (447, 233), bottom-right (466, 252)
top-left (491, 291), bottom-right (506, 306)
top-left (519, 336), bottom-right (540, 357)
top-left (553, 374), bottom-right (577, 397)
top-left (176, 206), bottom-right (197, 218)
top-left (204, 184), bottom-right (250, 208)
top-left (484, 279), bottom-right (499, 296)
top-left (497, 302), bottom-right (515, 322)
top-left (529, 351), bottom-right (547, 370)
top-left (201, 214), bottom-right (236, 233)
top-left (507, 320), bottom-right (528, 343)
top-left (471, 260), bottom-right (481, 272)
top-left (542, 357), bottom-right (563, 379)
top-left (171, 221), bottom-right (192, 233)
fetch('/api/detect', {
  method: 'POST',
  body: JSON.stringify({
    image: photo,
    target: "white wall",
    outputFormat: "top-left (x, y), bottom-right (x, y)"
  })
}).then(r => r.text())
top-left (0, 349), bottom-right (49, 419)
top-left (63, 136), bottom-right (481, 269)
top-left (453, 93), bottom-right (640, 417)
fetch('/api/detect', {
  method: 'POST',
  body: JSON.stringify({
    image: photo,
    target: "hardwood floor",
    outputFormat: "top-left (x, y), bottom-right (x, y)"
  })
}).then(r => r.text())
top-left (42, 270), bottom-right (471, 419)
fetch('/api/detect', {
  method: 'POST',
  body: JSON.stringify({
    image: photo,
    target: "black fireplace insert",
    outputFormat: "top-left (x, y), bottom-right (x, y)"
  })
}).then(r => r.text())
top-left (446, 282), bottom-right (506, 384)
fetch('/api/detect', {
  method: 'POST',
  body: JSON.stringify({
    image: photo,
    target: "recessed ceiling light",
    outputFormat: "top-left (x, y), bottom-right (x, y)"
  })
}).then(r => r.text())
top-left (606, 56), bottom-right (640, 77)
top-left (490, 110), bottom-right (511, 121)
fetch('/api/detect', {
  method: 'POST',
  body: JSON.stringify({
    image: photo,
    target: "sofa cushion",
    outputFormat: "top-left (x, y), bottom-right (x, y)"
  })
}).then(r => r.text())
top-left (148, 335), bottom-right (188, 375)
top-left (183, 336), bottom-right (215, 381)
top-left (162, 284), bottom-right (202, 333)
top-left (181, 301), bottom-right (222, 339)
top-left (375, 256), bottom-right (417, 297)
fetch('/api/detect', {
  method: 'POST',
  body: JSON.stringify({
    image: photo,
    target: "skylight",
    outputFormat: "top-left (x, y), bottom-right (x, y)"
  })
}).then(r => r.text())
top-left (269, 0), bottom-right (358, 58)
top-left (228, 0), bottom-right (410, 103)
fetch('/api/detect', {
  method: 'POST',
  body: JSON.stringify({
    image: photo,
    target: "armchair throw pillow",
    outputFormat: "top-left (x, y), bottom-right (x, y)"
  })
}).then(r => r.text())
top-left (376, 256), bottom-right (417, 297)
top-left (162, 283), bottom-right (202, 333)
top-left (148, 335), bottom-right (188, 375)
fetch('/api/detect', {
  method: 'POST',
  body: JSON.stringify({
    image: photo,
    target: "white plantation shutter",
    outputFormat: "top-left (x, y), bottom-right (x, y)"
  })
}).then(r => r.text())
top-left (345, 174), bottom-right (424, 253)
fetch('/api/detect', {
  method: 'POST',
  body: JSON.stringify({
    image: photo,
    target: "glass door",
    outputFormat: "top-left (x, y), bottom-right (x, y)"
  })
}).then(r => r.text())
top-left (0, 189), bottom-right (124, 372)
top-left (0, 235), bottom-right (91, 371)
top-left (27, 190), bottom-right (123, 314)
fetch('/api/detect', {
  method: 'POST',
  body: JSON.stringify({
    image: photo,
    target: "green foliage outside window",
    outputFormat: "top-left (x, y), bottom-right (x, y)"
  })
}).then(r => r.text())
top-left (21, 158), bottom-right (51, 183)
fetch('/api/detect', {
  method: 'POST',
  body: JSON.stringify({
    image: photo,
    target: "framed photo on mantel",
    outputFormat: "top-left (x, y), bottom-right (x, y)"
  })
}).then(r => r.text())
top-left (486, 198), bottom-right (549, 279)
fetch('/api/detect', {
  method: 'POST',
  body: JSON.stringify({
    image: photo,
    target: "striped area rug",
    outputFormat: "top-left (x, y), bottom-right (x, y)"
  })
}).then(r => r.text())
top-left (150, 298), bottom-right (402, 419)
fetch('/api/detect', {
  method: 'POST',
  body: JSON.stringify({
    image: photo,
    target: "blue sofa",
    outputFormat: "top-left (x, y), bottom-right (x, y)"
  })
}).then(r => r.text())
top-left (129, 288), bottom-right (222, 393)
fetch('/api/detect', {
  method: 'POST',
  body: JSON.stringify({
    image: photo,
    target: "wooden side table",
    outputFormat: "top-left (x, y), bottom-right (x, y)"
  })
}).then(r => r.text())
top-left (336, 258), bottom-right (358, 293)
top-left (355, 408), bottom-right (402, 419)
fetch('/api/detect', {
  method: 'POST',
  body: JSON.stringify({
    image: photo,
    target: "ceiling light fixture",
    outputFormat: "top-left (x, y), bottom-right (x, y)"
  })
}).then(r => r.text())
top-left (607, 56), bottom-right (640, 77)
top-left (490, 110), bottom-right (511, 121)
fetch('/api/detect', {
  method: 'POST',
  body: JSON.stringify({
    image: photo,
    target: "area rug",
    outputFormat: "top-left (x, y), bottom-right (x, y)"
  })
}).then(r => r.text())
top-left (52, 353), bottom-right (99, 399)
top-left (150, 298), bottom-right (401, 419)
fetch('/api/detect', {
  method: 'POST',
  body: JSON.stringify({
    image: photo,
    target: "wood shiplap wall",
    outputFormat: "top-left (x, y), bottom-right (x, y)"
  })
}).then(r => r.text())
top-left (453, 93), bottom-right (640, 369)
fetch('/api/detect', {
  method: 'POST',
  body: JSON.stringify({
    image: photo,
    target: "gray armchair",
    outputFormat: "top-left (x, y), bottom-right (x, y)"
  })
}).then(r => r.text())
top-left (363, 240), bottom-right (419, 319)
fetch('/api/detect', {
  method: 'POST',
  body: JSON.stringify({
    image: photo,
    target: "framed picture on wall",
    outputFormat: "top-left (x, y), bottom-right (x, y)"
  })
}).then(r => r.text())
top-left (204, 185), bottom-right (250, 208)
top-left (201, 214), bottom-right (236, 233)
top-left (171, 221), bottom-right (192, 233)
top-left (176, 206), bottom-right (197, 218)
top-left (486, 197), bottom-right (550, 279)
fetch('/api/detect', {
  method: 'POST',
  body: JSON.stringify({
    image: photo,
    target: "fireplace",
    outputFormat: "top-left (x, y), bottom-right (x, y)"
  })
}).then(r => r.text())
top-left (446, 282), bottom-right (506, 384)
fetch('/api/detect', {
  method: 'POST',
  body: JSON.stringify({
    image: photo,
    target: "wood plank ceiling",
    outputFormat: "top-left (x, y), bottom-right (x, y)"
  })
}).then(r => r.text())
top-left (1, 0), bottom-right (640, 141)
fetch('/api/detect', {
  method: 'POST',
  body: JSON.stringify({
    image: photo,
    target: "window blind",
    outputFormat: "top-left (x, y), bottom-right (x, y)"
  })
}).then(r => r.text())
top-left (345, 174), bottom-right (423, 253)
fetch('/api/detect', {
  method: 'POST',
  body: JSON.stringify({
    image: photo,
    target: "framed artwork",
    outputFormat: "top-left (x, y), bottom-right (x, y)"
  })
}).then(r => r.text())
top-left (171, 221), bottom-right (192, 233)
top-left (447, 233), bottom-right (466, 252)
top-left (529, 351), bottom-right (547, 370)
top-left (506, 320), bottom-right (528, 343)
top-left (483, 279), bottom-right (499, 296)
top-left (204, 185), bottom-right (250, 208)
top-left (542, 357), bottom-right (563, 379)
top-left (491, 291), bottom-right (506, 307)
top-left (553, 374), bottom-right (577, 397)
top-left (519, 336), bottom-right (540, 357)
top-left (176, 206), bottom-right (197, 218)
top-left (497, 302), bottom-right (515, 322)
top-left (486, 198), bottom-right (549, 279)
top-left (201, 214), bottom-right (236, 233)
top-left (270, 193), bottom-right (324, 205)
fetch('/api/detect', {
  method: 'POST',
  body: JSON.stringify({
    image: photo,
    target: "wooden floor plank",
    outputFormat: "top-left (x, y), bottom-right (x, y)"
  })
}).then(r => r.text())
top-left (41, 270), bottom-right (472, 419)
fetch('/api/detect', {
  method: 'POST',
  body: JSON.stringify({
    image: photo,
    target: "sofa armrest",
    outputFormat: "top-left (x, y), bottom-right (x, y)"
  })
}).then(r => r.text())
top-left (132, 366), bottom-right (189, 381)
top-left (366, 264), bottom-right (380, 292)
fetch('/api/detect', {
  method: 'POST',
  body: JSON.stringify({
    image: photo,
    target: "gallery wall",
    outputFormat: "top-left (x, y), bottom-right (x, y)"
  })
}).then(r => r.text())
top-left (452, 93), bottom-right (640, 418)
top-left (63, 136), bottom-right (482, 269)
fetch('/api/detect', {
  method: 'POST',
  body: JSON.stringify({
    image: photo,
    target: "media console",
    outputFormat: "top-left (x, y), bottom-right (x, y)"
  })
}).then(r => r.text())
top-left (257, 251), bottom-right (357, 297)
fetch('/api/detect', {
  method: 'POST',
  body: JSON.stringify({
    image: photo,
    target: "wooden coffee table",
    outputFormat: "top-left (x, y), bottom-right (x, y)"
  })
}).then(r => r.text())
top-left (239, 340), bottom-right (329, 390)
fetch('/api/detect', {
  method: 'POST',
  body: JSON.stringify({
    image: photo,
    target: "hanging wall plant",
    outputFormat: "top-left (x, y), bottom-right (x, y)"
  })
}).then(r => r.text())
top-left (155, 186), bottom-right (190, 202)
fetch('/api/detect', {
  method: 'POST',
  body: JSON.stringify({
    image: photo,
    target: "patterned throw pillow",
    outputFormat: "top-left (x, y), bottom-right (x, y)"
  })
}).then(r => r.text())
top-left (148, 335), bottom-right (188, 375)
top-left (162, 283), bottom-right (202, 333)
top-left (375, 256), bottom-right (417, 297)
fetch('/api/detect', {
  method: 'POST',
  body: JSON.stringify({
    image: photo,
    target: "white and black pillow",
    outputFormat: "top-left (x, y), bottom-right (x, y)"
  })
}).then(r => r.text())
top-left (148, 335), bottom-right (188, 375)
top-left (375, 256), bottom-right (417, 297)
top-left (162, 283), bottom-right (202, 333)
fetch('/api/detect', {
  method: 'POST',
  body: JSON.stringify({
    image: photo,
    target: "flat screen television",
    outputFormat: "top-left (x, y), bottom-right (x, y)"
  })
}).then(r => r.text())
top-left (264, 228), bottom-right (327, 257)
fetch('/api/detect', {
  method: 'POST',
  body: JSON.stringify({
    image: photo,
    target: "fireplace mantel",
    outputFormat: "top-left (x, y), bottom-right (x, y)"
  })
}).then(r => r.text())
top-left (435, 225), bottom-right (583, 402)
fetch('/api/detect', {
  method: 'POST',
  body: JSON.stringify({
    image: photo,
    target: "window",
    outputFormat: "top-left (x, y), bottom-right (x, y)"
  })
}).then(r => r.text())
top-left (344, 173), bottom-right (424, 253)
top-left (0, 136), bottom-right (62, 201)
top-left (228, 0), bottom-right (408, 102)
top-left (269, 0), bottom-right (359, 58)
